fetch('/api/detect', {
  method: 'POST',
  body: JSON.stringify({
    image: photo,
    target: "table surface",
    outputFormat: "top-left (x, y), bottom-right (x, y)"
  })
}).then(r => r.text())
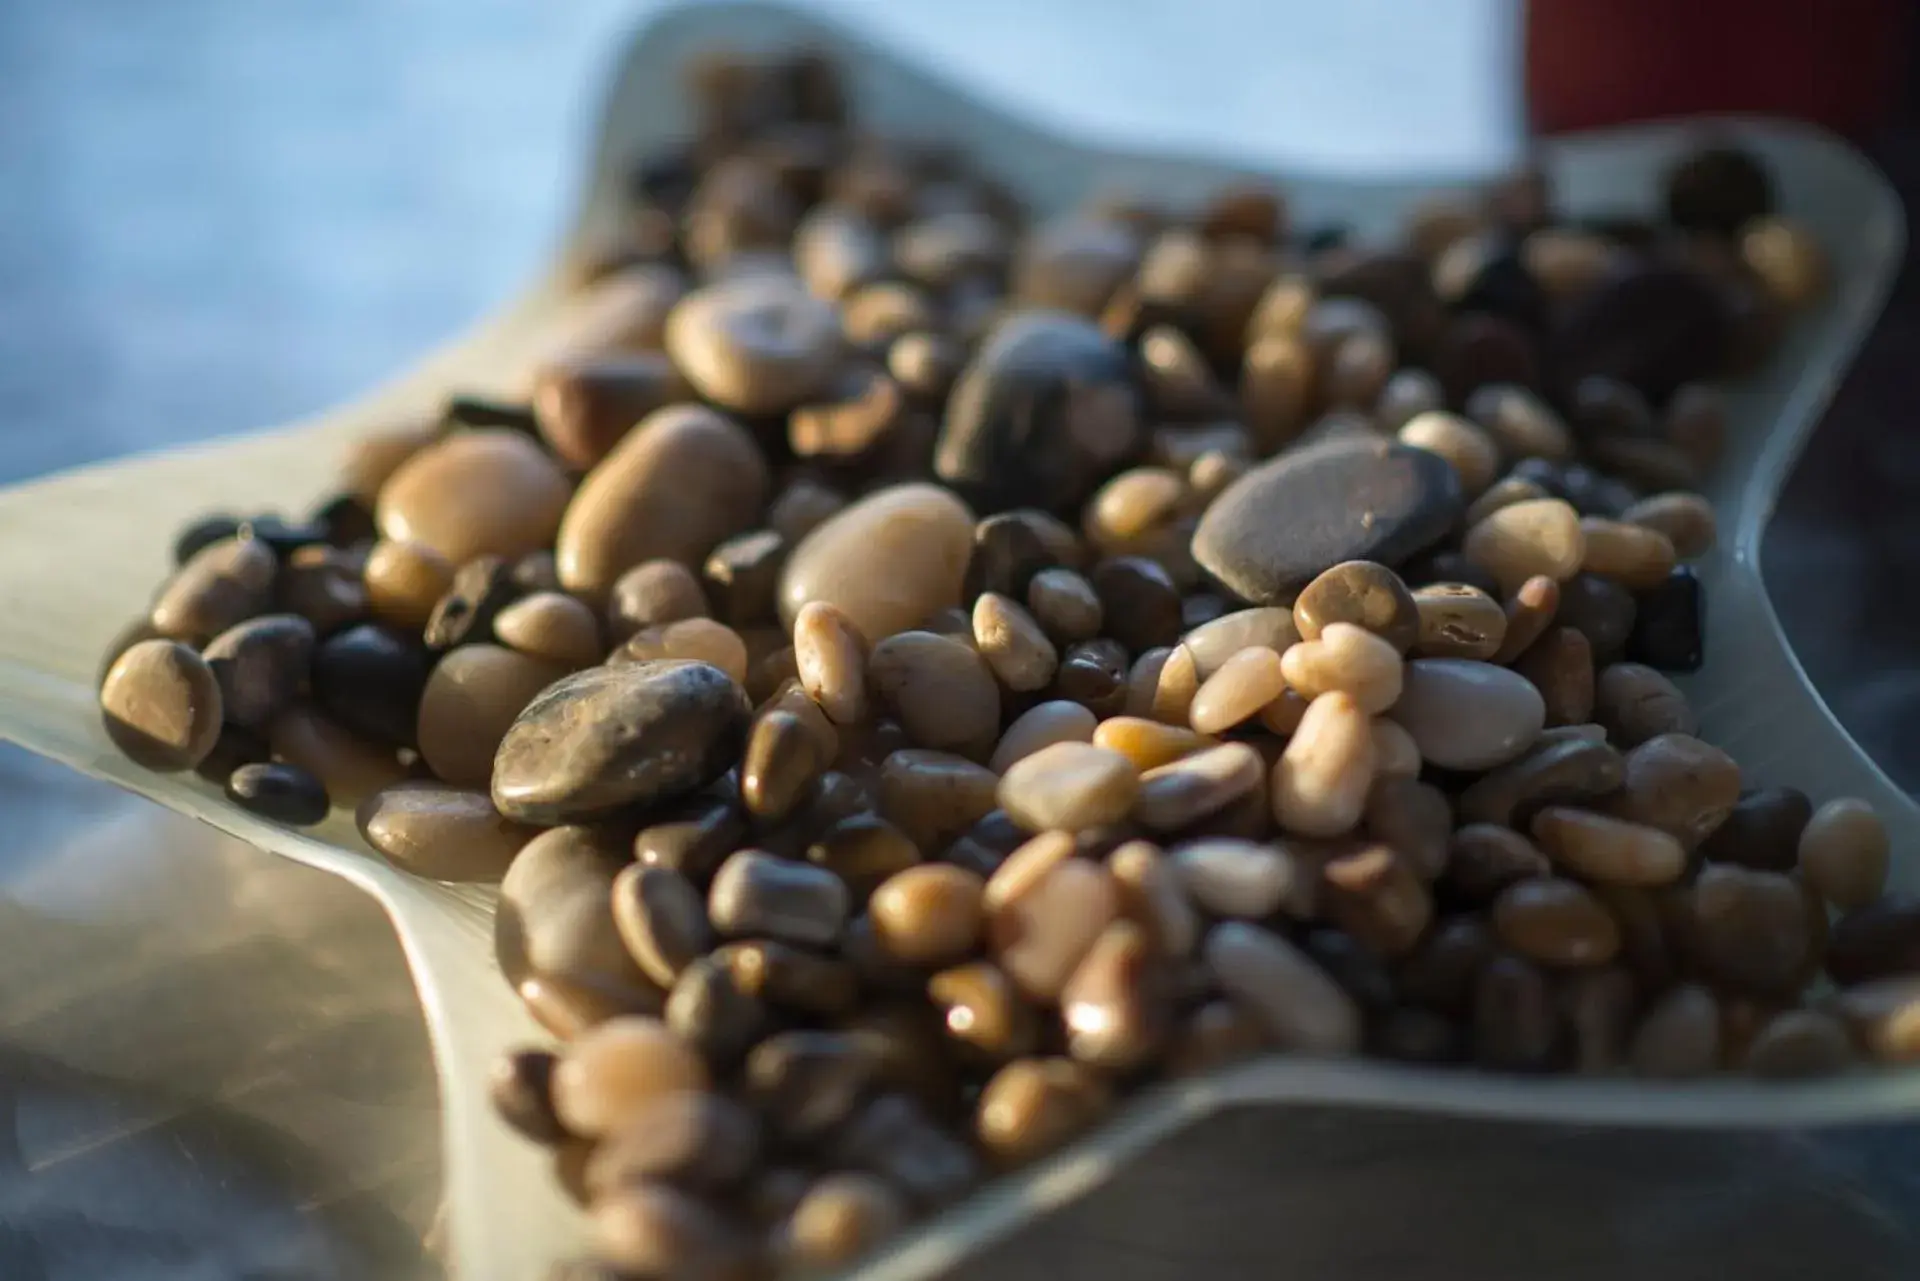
top-left (2, 3), bottom-right (1918, 1279)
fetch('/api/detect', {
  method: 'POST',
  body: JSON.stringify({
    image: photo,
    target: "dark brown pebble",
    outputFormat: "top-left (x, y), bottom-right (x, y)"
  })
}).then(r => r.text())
top-left (1626, 566), bottom-right (1704, 672)
top-left (1686, 864), bottom-right (1813, 997)
top-left (1370, 1006), bottom-right (1465, 1064)
top-left (423, 554), bottom-right (520, 651)
top-left (1558, 964), bottom-right (1638, 1074)
top-left (1294, 560), bottom-right (1421, 653)
top-left (202, 613), bottom-right (316, 731)
top-left (308, 623), bottom-right (432, 748)
top-left (1593, 661), bottom-right (1696, 746)
top-left (1554, 572), bottom-right (1638, 662)
top-left (99, 639), bottom-right (224, 772)
top-left (612, 864), bottom-right (712, 989)
top-left (665, 956), bottom-right (768, 1067)
top-left (1457, 734), bottom-right (1625, 829)
top-left (585, 1091), bottom-right (760, 1196)
top-left (275, 544), bottom-right (368, 636)
top-left (746, 1029), bottom-right (877, 1141)
top-left (225, 761), bottom-right (330, 826)
top-left (152, 535), bottom-right (278, 645)
top-left (1514, 626), bottom-right (1595, 726)
top-left (966, 510), bottom-right (1074, 600)
top-left (707, 848), bottom-right (849, 947)
top-left (492, 661), bottom-right (750, 825)
top-left (702, 529), bottom-right (786, 627)
top-left (740, 708), bottom-right (824, 823)
top-left (1553, 262), bottom-right (1731, 403)
top-left (1473, 954), bottom-right (1558, 1072)
top-left (1442, 823), bottom-right (1551, 904)
top-left (1697, 786), bottom-right (1812, 872)
top-left (1053, 638), bottom-right (1131, 717)
top-left (1363, 776), bottom-right (1454, 881)
top-left (942, 809), bottom-right (1027, 878)
top-left (928, 960), bottom-right (1041, 1062)
top-left (1192, 437), bottom-right (1463, 605)
top-left (830, 1093), bottom-right (979, 1209)
top-left (714, 939), bottom-right (859, 1018)
top-left (490, 1048), bottom-right (569, 1144)
top-left (1321, 845), bottom-right (1433, 959)
top-left (1306, 928), bottom-right (1397, 1010)
top-left (1090, 557), bottom-right (1183, 653)
top-left (173, 513), bottom-right (242, 566)
top-left (1826, 895), bottom-right (1920, 986)
top-left (531, 352), bottom-right (685, 470)
top-left (1665, 143), bottom-right (1774, 237)
top-left (496, 824), bottom-right (652, 995)
top-left (355, 783), bottom-right (534, 882)
top-left (806, 814), bottom-right (922, 900)
top-left (633, 792), bottom-right (749, 885)
top-left (1433, 312), bottom-right (1539, 403)
top-left (1396, 915), bottom-right (1495, 1016)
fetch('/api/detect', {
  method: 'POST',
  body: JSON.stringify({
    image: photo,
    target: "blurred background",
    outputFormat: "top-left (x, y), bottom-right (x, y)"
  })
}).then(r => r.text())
top-left (0, 1), bottom-right (1915, 1277)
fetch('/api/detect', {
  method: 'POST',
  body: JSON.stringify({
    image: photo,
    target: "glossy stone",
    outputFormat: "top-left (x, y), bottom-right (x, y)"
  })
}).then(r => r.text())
top-left (778, 483), bottom-right (975, 643)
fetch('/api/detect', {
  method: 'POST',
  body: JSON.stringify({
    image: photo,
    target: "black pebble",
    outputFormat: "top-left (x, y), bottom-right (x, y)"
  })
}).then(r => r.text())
top-left (194, 724), bottom-right (271, 785)
top-left (1399, 550), bottom-right (1502, 602)
top-left (1447, 242), bottom-right (1549, 332)
top-left (1697, 786), bottom-right (1813, 873)
top-left (424, 555), bottom-right (521, 650)
top-left (1306, 928), bottom-right (1396, 1011)
top-left (1089, 556), bottom-right (1183, 653)
top-left (1556, 572), bottom-right (1639, 664)
top-left (444, 395), bottom-right (541, 436)
top-left (173, 514), bottom-right (242, 566)
top-left (1552, 262), bottom-right (1732, 404)
top-left (1556, 464), bottom-right (1638, 518)
top-left (312, 623), bottom-right (434, 746)
top-left (1626, 566), bottom-right (1703, 672)
top-left (310, 493), bottom-right (378, 548)
top-left (1302, 224), bottom-right (1351, 253)
top-left (237, 514), bottom-right (329, 558)
top-left (703, 528), bottom-right (787, 627)
top-left (965, 511), bottom-right (1067, 600)
top-left (1664, 144), bottom-right (1775, 237)
top-left (489, 1048), bottom-right (569, 1145)
top-left (226, 762), bottom-right (331, 826)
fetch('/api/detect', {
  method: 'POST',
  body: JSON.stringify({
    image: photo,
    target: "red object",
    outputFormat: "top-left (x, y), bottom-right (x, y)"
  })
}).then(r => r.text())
top-left (1525, 0), bottom-right (1910, 137)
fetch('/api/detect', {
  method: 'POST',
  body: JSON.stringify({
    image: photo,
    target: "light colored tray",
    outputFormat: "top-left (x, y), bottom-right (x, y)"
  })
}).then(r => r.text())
top-left (0, 4), bottom-right (1913, 1278)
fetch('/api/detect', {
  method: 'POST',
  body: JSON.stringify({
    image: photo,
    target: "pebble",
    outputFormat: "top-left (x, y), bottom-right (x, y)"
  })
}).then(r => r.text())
top-left (1555, 572), bottom-right (1639, 663)
top-left (1513, 626), bottom-right (1594, 726)
top-left (927, 961), bottom-right (1039, 1061)
top-left (1108, 840), bottom-right (1201, 958)
top-left (1744, 1008), bottom-right (1855, 1078)
top-left (1182, 607), bottom-right (1300, 678)
top-left (1204, 921), bottom-right (1362, 1054)
top-left (1592, 662), bottom-right (1696, 747)
top-left (1362, 775), bottom-right (1453, 880)
top-left (1472, 954), bottom-right (1556, 1071)
top-left (1697, 785), bottom-right (1812, 872)
top-left (997, 742), bottom-right (1139, 833)
top-left (1281, 623), bottom-right (1404, 715)
top-left (1411, 584), bottom-right (1507, 661)
top-left (878, 749), bottom-right (1000, 853)
top-left (1605, 732), bottom-right (1741, 851)
top-left (1444, 823), bottom-right (1552, 902)
top-left (312, 623), bottom-right (433, 747)
top-left (612, 864), bottom-right (713, 989)
top-left (779, 483), bottom-right (975, 644)
top-left (1531, 806), bottom-right (1687, 886)
top-left (376, 429), bottom-right (572, 565)
top-left (701, 529), bottom-right (786, 627)
top-left (99, 639), bottom-right (224, 771)
top-left (1025, 568), bottom-right (1104, 644)
top-left (268, 705), bottom-right (405, 803)
top-left (708, 849), bottom-right (850, 947)
top-left (530, 351), bottom-right (686, 470)
top-left (1060, 921), bottom-right (1167, 1069)
top-left (225, 761), bottom-right (331, 825)
top-left (1457, 733), bottom-right (1625, 829)
top-left (152, 536), bottom-right (278, 645)
top-left (778, 1173), bottom-right (909, 1272)
top-left (1189, 646), bottom-right (1287, 733)
top-left (492, 660), bottom-right (751, 824)
top-left (868, 630), bottom-right (1001, 757)
top-left (1191, 437), bottom-right (1463, 604)
top-left (1460, 498), bottom-right (1586, 595)
top-left (989, 701), bottom-right (1098, 773)
top-left (1824, 895), bottom-right (1920, 986)
top-left (987, 856), bottom-right (1119, 1001)
top-left (421, 554), bottom-right (517, 651)
top-left (417, 644), bottom-right (568, 788)
top-left (937, 311), bottom-right (1141, 514)
top-left (1092, 716), bottom-right (1210, 772)
top-left (556, 405), bottom-right (770, 600)
top-left (489, 1048), bottom-right (568, 1145)
top-left (589, 1183), bottom-right (750, 1280)
top-left (1621, 491), bottom-right (1717, 561)
top-left (1369, 717), bottom-right (1423, 778)
top-left (606, 560), bottom-right (708, 644)
top-left (1272, 691), bottom-right (1375, 837)
top-left (616, 618), bottom-right (751, 686)
top-left (1628, 984), bottom-right (1721, 1078)
top-left (1174, 838), bottom-right (1301, 918)
top-left (1799, 798), bottom-right (1889, 910)
top-left (1134, 742), bottom-right (1265, 833)
top-left (201, 613), bottom-right (315, 731)
top-left (665, 956), bottom-right (768, 1067)
top-left (355, 783), bottom-right (533, 881)
top-left (791, 600), bottom-right (869, 725)
top-left (1832, 976), bottom-right (1920, 1064)
top-left (974, 1057), bottom-right (1111, 1168)
top-left (869, 864), bottom-right (987, 967)
top-left (1492, 877), bottom-right (1620, 966)
top-left (1319, 844), bottom-right (1432, 957)
top-left (1625, 566), bottom-right (1704, 672)
top-left (1399, 410), bottom-right (1500, 496)
top-left (665, 273), bottom-right (843, 414)
top-left (585, 1091), bottom-right (759, 1196)
top-left (1686, 864), bottom-right (1814, 996)
top-left (739, 709), bottom-right (824, 822)
top-left (550, 1016), bottom-right (708, 1138)
top-left (493, 592), bottom-right (604, 669)
top-left (1388, 658), bottom-right (1544, 771)
top-left (1292, 561), bottom-right (1421, 653)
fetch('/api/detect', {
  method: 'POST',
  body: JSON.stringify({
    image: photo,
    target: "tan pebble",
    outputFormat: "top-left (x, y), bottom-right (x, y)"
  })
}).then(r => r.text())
top-left (1092, 716), bottom-right (1211, 771)
top-left (152, 536), bottom-right (278, 644)
top-left (1258, 688), bottom-right (1311, 736)
top-left (1271, 691), bottom-right (1374, 838)
top-left (1399, 410), bottom-right (1499, 496)
top-left (1281, 622), bottom-right (1404, 714)
top-left (99, 639), bottom-right (224, 771)
top-left (793, 600), bottom-right (869, 726)
top-left (1134, 742), bottom-right (1267, 833)
top-left (1514, 626), bottom-right (1595, 726)
top-left (355, 782), bottom-right (534, 882)
top-left (1183, 607), bottom-right (1301, 676)
top-left (1060, 920), bottom-right (1169, 1069)
top-left (1084, 467), bottom-right (1189, 554)
top-left (665, 274), bottom-right (843, 414)
top-left (1025, 567), bottom-right (1104, 643)
top-left (1108, 840), bottom-right (1200, 958)
top-left (376, 429), bottom-right (572, 566)
top-left (975, 1056), bottom-right (1111, 1168)
top-left (1579, 518), bottom-right (1678, 590)
top-left (1175, 838), bottom-right (1301, 918)
top-left (607, 559), bottom-right (709, 643)
top-left (1620, 492), bottom-right (1717, 561)
top-left (622, 618), bottom-right (750, 685)
top-left (1412, 583), bottom-right (1507, 660)
top-left (1464, 383), bottom-right (1575, 461)
top-left (1628, 984), bottom-right (1721, 1078)
top-left (990, 701), bottom-right (1098, 773)
top-left (1462, 498), bottom-right (1586, 595)
top-left (417, 644), bottom-right (567, 788)
top-left (984, 831), bottom-right (1079, 914)
top-left (268, 705), bottom-right (405, 804)
top-left (878, 749), bottom-right (1000, 853)
top-left (557, 405), bottom-right (770, 600)
top-left (987, 858), bottom-right (1120, 1002)
top-left (1242, 334), bottom-right (1316, 452)
top-left (780, 483), bottom-right (975, 644)
top-left (1531, 806), bottom-right (1687, 886)
top-left (870, 864), bottom-right (987, 967)
top-left (1799, 797), bottom-right (1889, 911)
top-left (972, 592), bottom-right (1059, 692)
top-left (1745, 1008), bottom-right (1855, 1078)
top-left (1321, 843), bottom-right (1432, 957)
top-left (1832, 976), bottom-right (1920, 1064)
top-left (1139, 644), bottom-right (1200, 725)
top-left (866, 630), bottom-right (1001, 758)
top-left (779, 1173), bottom-right (908, 1271)
top-left (1491, 877), bottom-right (1621, 966)
top-left (1370, 717), bottom-right (1422, 777)
top-left (550, 1016), bottom-right (708, 1137)
top-left (362, 540), bottom-right (453, 631)
top-left (1741, 215), bottom-right (1827, 310)
top-left (1605, 732), bottom-right (1740, 851)
top-left (493, 591), bottom-right (603, 669)
top-left (1389, 658), bottom-right (1544, 771)
top-left (1189, 646), bottom-right (1287, 734)
top-left (996, 742), bottom-right (1139, 833)
top-left (1464, 475), bottom-right (1550, 528)
top-left (590, 1182), bottom-right (749, 1279)
top-left (1204, 921), bottom-right (1361, 1053)
top-left (1292, 561), bottom-right (1420, 654)
top-left (1492, 575), bottom-right (1560, 664)
top-left (341, 420), bottom-right (435, 504)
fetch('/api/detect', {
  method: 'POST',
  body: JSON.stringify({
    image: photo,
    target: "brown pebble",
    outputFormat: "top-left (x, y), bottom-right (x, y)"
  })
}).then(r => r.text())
top-left (666, 956), bottom-right (770, 1067)
top-left (1173, 838), bottom-right (1300, 918)
top-left (1531, 807), bottom-right (1686, 886)
top-left (1204, 920), bottom-right (1363, 1053)
top-left (201, 613), bottom-right (315, 732)
top-left (1457, 733), bottom-right (1625, 829)
top-left (268, 704), bottom-right (405, 804)
top-left (1025, 567), bottom-right (1104, 644)
top-left (612, 864), bottom-right (713, 989)
top-left (793, 600), bottom-right (870, 726)
top-left (1464, 476), bottom-right (1550, 529)
top-left (1292, 560), bottom-right (1421, 654)
top-left (1831, 976), bottom-right (1920, 1065)
top-left (1399, 410), bottom-right (1500, 496)
top-left (701, 528), bottom-right (786, 628)
top-left (1397, 915), bottom-right (1495, 1017)
top-left (987, 856), bottom-right (1119, 1002)
top-left (491, 592), bottom-right (603, 669)
top-left (152, 535), bottom-right (278, 644)
top-left (1514, 626), bottom-right (1594, 727)
top-left (1491, 575), bottom-right (1559, 664)
top-left (1741, 215), bottom-right (1827, 310)
top-left (1825, 895), bottom-right (1920, 986)
top-left (1184, 607), bottom-right (1301, 677)
top-left (589, 1182), bottom-right (751, 1281)
top-left (531, 350), bottom-right (686, 470)
top-left (100, 639), bottom-right (224, 771)
top-left (363, 539), bottom-right (454, 631)
top-left (989, 701), bottom-right (1098, 774)
top-left (1190, 646), bottom-right (1287, 734)
top-left (585, 1090), bottom-right (759, 1198)
top-left (708, 849), bottom-right (849, 947)
top-left (1135, 742), bottom-right (1265, 833)
top-left (927, 960), bottom-right (1040, 1062)
top-left (341, 420), bottom-right (435, 504)
top-left (867, 630), bottom-right (1001, 758)
top-left (878, 749), bottom-right (1000, 853)
top-left (1688, 864), bottom-right (1814, 996)
top-left (618, 618), bottom-right (750, 686)
top-left (1362, 775), bottom-right (1453, 881)
top-left (1579, 517), bottom-right (1678, 590)
top-left (1412, 583), bottom-right (1508, 661)
top-left (1322, 844), bottom-right (1433, 958)
top-left (1369, 716), bottom-right (1422, 777)
top-left (869, 864), bottom-right (987, 967)
top-left (606, 559), bottom-right (709, 644)
top-left (416, 643), bottom-right (566, 787)
top-left (1443, 823), bottom-right (1551, 903)
top-left (550, 1017), bottom-right (708, 1138)
top-left (1060, 920), bottom-right (1168, 1069)
top-left (377, 429), bottom-right (572, 565)
top-left (1491, 877), bottom-right (1621, 967)
top-left (1461, 498), bottom-right (1586, 595)
top-left (997, 741), bottom-right (1139, 833)
top-left (1108, 840), bottom-right (1201, 958)
top-left (1165, 998), bottom-right (1268, 1077)
top-left (1472, 954), bottom-right (1556, 1072)
top-left (665, 273), bottom-right (842, 413)
top-left (972, 592), bottom-right (1060, 693)
top-left (1744, 1008), bottom-right (1855, 1078)
top-left (355, 782), bottom-right (533, 882)
top-left (780, 483), bottom-right (976, 644)
top-left (490, 1048), bottom-right (568, 1145)
top-left (740, 709), bottom-right (824, 823)
top-left (1593, 662), bottom-right (1697, 746)
top-left (974, 1057), bottom-right (1111, 1168)
top-left (1621, 492), bottom-right (1717, 560)
top-left (778, 1173), bottom-right (909, 1272)
top-left (1054, 638), bottom-right (1131, 718)
top-left (802, 814), bottom-right (921, 902)
top-left (1627, 983), bottom-right (1721, 1078)
top-left (1799, 797), bottom-right (1888, 910)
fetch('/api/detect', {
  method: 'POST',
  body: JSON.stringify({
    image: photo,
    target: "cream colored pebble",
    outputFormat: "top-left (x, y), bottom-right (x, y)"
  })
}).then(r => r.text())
top-left (972, 591), bottom-right (1060, 692)
top-left (1578, 518), bottom-right (1678, 590)
top-left (1279, 623), bottom-right (1403, 714)
top-left (1370, 717), bottom-right (1422, 778)
top-left (1271, 691), bottom-right (1375, 838)
top-left (989, 700), bottom-right (1099, 774)
top-left (1398, 410), bottom-right (1500, 497)
top-left (1107, 839), bottom-right (1201, 959)
top-left (1741, 215), bottom-right (1827, 311)
top-left (1799, 797), bottom-right (1889, 911)
top-left (1258, 687), bottom-right (1310, 736)
top-left (793, 600), bottom-right (869, 725)
top-left (1461, 498), bottom-right (1585, 595)
top-left (1189, 646), bottom-right (1287, 735)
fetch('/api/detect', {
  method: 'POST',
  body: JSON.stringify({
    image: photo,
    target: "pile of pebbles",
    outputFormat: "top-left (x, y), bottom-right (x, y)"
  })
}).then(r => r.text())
top-left (92, 46), bottom-right (1915, 1281)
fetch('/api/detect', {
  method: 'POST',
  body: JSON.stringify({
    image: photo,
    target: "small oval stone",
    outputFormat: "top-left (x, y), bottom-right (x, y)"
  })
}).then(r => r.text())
top-left (1174, 839), bottom-right (1301, 919)
top-left (878, 748), bottom-right (1001, 853)
top-left (1108, 840), bottom-right (1201, 958)
top-left (355, 783), bottom-right (534, 881)
top-left (1292, 561), bottom-right (1421, 653)
top-left (550, 1016), bottom-right (708, 1138)
top-left (492, 660), bottom-right (751, 824)
top-left (996, 742), bottom-right (1139, 833)
top-left (1092, 716), bottom-right (1210, 772)
top-left (870, 864), bottom-right (987, 967)
top-left (974, 1057), bottom-right (1112, 1168)
top-left (1190, 645), bottom-right (1288, 734)
top-left (1532, 807), bottom-right (1687, 886)
top-left (793, 600), bottom-right (870, 725)
top-left (1272, 691), bottom-right (1375, 837)
top-left (1281, 623), bottom-right (1405, 715)
top-left (1628, 984), bottom-right (1721, 1079)
top-left (1060, 921), bottom-right (1169, 1070)
top-left (778, 1173), bottom-right (909, 1272)
top-left (152, 536), bottom-right (278, 645)
top-left (417, 644), bottom-right (567, 788)
top-left (1183, 607), bottom-right (1301, 677)
top-left (1204, 921), bottom-right (1362, 1054)
top-left (100, 639), bottom-right (224, 771)
top-left (972, 592), bottom-right (1059, 693)
top-left (1799, 797), bottom-right (1889, 911)
top-left (1134, 742), bottom-right (1265, 833)
top-left (990, 701), bottom-right (1098, 774)
top-left (1593, 662), bottom-right (1697, 747)
top-left (268, 705), bottom-right (405, 804)
top-left (987, 857), bottom-right (1119, 1002)
top-left (708, 849), bottom-right (849, 948)
top-left (201, 613), bottom-right (315, 731)
top-left (1388, 658), bottom-right (1544, 771)
top-left (1492, 877), bottom-right (1621, 966)
top-left (868, 630), bottom-right (1001, 757)
top-left (1411, 584), bottom-right (1507, 661)
top-left (376, 429), bottom-right (572, 566)
top-left (665, 273), bottom-right (843, 415)
top-left (1745, 1008), bottom-right (1855, 1079)
top-left (494, 592), bottom-right (604, 669)
top-left (780, 483), bottom-right (975, 644)
top-left (612, 864), bottom-right (713, 989)
top-left (225, 761), bottom-right (330, 825)
top-left (585, 1090), bottom-right (760, 1196)
top-left (927, 961), bottom-right (1039, 1061)
top-left (1605, 732), bottom-right (1740, 851)
top-left (1461, 498), bottom-right (1586, 596)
